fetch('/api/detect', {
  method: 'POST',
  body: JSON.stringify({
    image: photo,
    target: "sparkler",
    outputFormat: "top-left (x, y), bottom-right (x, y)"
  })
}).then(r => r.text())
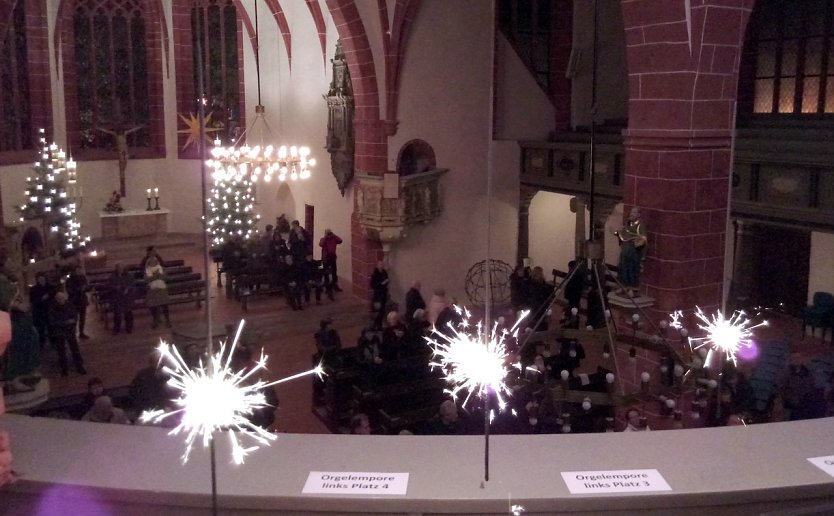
top-left (426, 306), bottom-right (528, 483)
top-left (686, 307), bottom-right (767, 367)
top-left (426, 306), bottom-right (528, 410)
top-left (140, 320), bottom-right (323, 464)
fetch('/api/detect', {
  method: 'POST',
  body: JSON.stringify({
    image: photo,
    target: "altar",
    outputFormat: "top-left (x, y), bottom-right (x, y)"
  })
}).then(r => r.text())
top-left (100, 209), bottom-right (169, 239)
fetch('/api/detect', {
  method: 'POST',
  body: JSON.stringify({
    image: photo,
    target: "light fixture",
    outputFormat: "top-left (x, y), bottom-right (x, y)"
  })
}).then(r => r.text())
top-left (205, 0), bottom-right (314, 183)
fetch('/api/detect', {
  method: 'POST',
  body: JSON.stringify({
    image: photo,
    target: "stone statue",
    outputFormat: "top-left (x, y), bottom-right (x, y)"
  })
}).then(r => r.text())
top-left (614, 207), bottom-right (647, 294)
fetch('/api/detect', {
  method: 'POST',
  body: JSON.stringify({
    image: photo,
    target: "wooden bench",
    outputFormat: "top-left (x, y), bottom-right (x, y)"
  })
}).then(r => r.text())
top-left (95, 277), bottom-right (207, 328)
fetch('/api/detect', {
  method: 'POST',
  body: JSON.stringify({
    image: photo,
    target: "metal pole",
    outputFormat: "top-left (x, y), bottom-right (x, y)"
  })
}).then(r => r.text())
top-left (588, 0), bottom-right (599, 241)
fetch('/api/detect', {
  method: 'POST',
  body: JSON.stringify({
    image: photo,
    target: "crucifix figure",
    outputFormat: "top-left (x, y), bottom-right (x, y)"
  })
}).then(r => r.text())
top-left (97, 125), bottom-right (143, 197)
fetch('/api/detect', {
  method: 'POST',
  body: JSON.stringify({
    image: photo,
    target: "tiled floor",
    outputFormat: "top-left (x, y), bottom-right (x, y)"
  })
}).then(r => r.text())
top-left (32, 234), bottom-right (833, 434)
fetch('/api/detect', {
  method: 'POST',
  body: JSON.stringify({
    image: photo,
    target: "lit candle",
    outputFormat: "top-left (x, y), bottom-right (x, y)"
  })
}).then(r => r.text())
top-left (146, 188), bottom-right (151, 199)
top-left (154, 187), bottom-right (159, 198)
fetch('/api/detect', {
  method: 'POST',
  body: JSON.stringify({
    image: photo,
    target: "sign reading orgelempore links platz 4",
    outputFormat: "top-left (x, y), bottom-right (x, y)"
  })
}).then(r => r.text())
top-left (807, 455), bottom-right (834, 477)
top-left (561, 469), bottom-right (672, 494)
top-left (303, 472), bottom-right (409, 495)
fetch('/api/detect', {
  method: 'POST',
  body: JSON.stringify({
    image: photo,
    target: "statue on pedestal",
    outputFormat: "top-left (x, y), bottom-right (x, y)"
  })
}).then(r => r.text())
top-left (614, 207), bottom-right (647, 295)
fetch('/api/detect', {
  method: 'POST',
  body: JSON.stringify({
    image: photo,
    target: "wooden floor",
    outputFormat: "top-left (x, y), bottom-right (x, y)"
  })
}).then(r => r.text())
top-left (34, 234), bottom-right (834, 434)
top-left (39, 234), bottom-right (373, 434)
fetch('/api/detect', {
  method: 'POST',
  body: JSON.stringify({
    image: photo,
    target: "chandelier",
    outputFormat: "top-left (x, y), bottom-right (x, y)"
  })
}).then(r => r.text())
top-left (205, 0), bottom-right (313, 184)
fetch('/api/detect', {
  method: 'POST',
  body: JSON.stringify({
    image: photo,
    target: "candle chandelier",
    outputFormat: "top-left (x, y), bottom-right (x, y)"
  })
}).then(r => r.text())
top-left (205, 0), bottom-right (314, 184)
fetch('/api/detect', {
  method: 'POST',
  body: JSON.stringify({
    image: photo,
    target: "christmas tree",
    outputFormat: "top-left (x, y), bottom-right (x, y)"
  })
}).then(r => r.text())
top-left (17, 129), bottom-right (89, 254)
top-left (206, 168), bottom-right (260, 248)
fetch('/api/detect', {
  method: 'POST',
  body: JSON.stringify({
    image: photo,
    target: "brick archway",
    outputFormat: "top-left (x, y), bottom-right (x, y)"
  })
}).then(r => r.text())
top-left (620, 1), bottom-right (756, 315)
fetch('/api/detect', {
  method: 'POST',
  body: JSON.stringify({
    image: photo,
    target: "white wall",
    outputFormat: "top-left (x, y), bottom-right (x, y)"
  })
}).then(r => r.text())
top-left (385, 0), bottom-right (500, 304)
top-left (494, 33), bottom-right (554, 141)
top-left (809, 231), bottom-right (834, 304)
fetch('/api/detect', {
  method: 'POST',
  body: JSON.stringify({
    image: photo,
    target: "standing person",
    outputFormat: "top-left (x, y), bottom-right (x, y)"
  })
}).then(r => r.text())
top-left (404, 280), bottom-right (426, 324)
top-left (29, 272), bottom-right (54, 349)
top-left (288, 220), bottom-right (311, 263)
top-left (144, 256), bottom-right (171, 329)
top-left (282, 255), bottom-right (304, 311)
top-left (109, 263), bottom-right (135, 335)
top-left (318, 228), bottom-right (343, 292)
top-left (370, 261), bottom-right (389, 330)
top-left (66, 265), bottom-right (91, 339)
top-left (48, 291), bottom-right (86, 376)
top-left (5, 286), bottom-right (41, 380)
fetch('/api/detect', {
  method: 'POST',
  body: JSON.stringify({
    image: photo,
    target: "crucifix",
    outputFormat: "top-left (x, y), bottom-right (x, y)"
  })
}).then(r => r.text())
top-left (97, 124), bottom-right (143, 197)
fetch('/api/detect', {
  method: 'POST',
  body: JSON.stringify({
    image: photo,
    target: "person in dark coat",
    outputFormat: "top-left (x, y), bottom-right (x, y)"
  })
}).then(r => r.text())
top-left (66, 265), bottom-right (91, 339)
top-left (109, 263), bottom-right (136, 334)
top-left (282, 255), bottom-right (304, 311)
top-left (370, 261), bottom-right (389, 330)
top-left (404, 280), bottom-right (426, 324)
top-left (29, 272), bottom-right (54, 349)
top-left (48, 291), bottom-right (86, 376)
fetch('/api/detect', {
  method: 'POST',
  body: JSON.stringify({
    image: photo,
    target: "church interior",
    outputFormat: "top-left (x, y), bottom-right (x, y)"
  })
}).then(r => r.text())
top-left (2, 0), bottom-right (834, 513)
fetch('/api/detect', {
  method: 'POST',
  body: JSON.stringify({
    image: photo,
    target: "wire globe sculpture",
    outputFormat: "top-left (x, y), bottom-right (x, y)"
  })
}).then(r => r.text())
top-left (464, 259), bottom-right (513, 307)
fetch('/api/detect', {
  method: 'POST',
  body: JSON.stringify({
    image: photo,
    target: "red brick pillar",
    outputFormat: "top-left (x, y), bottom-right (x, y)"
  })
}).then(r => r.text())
top-left (621, 0), bottom-right (755, 315)
top-left (327, 0), bottom-right (387, 300)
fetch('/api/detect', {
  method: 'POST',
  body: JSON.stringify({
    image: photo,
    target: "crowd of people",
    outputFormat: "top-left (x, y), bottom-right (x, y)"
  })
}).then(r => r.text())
top-left (219, 221), bottom-right (344, 311)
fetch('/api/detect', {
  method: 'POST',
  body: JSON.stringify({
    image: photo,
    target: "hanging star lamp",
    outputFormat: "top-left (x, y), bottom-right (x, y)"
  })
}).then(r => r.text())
top-left (206, 0), bottom-right (314, 184)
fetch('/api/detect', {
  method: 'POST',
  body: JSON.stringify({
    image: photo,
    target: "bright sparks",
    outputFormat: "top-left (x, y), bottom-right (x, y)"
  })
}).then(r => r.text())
top-left (687, 307), bottom-right (767, 367)
top-left (140, 321), bottom-right (323, 464)
top-left (426, 307), bottom-right (528, 411)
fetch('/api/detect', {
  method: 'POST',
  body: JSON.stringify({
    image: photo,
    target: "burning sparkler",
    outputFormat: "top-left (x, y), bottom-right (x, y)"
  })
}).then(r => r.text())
top-left (686, 307), bottom-right (767, 367)
top-left (426, 306), bottom-right (529, 411)
top-left (140, 320), bottom-right (323, 464)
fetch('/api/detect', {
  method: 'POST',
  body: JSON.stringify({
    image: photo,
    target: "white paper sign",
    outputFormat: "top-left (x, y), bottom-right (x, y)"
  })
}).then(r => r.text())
top-left (561, 469), bottom-right (672, 494)
top-left (302, 471), bottom-right (409, 495)
top-left (807, 455), bottom-right (834, 478)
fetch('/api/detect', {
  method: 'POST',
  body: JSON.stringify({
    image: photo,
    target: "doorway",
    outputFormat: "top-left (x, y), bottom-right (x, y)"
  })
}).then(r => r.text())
top-left (749, 223), bottom-right (810, 316)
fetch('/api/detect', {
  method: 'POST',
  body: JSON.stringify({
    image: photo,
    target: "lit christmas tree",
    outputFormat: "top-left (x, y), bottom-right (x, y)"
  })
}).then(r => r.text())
top-left (17, 129), bottom-right (90, 254)
top-left (206, 168), bottom-right (260, 248)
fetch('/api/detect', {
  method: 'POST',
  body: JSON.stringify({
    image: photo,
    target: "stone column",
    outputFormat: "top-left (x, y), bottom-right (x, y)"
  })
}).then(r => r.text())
top-left (570, 196), bottom-right (587, 259)
top-left (517, 186), bottom-right (539, 266)
top-left (620, 0), bottom-right (754, 316)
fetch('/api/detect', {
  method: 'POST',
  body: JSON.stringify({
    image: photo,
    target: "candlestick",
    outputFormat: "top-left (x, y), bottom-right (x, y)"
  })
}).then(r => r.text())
top-left (146, 196), bottom-right (153, 211)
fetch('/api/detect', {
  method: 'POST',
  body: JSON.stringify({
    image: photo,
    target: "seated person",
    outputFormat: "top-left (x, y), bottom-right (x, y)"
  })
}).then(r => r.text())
top-left (130, 353), bottom-right (171, 415)
top-left (350, 413), bottom-right (372, 435)
top-left (314, 318), bottom-right (342, 364)
top-left (82, 395), bottom-right (131, 425)
top-left (81, 377), bottom-right (107, 415)
top-left (422, 399), bottom-right (465, 435)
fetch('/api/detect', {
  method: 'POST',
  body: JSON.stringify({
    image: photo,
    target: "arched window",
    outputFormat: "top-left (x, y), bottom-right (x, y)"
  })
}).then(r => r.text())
top-left (60, 0), bottom-right (164, 159)
top-left (192, 0), bottom-right (241, 144)
top-left (739, 0), bottom-right (834, 115)
top-left (0, 0), bottom-right (52, 163)
top-left (173, 0), bottom-right (244, 157)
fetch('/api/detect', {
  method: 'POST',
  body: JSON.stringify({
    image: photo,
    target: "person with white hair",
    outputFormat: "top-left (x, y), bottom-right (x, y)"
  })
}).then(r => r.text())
top-left (82, 395), bottom-right (130, 424)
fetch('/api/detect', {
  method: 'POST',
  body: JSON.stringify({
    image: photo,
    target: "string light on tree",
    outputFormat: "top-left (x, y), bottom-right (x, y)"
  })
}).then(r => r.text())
top-left (205, 166), bottom-right (260, 248)
top-left (17, 129), bottom-right (89, 253)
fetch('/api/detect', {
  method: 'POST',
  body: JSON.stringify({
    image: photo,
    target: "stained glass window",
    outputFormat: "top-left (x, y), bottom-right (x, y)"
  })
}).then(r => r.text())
top-left (741, 0), bottom-right (834, 115)
top-left (72, 0), bottom-right (150, 149)
top-left (0, 1), bottom-right (33, 152)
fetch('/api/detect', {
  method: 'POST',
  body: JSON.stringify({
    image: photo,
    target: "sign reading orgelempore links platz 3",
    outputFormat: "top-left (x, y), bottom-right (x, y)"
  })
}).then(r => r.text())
top-left (303, 472), bottom-right (409, 495)
top-left (561, 469), bottom-right (672, 494)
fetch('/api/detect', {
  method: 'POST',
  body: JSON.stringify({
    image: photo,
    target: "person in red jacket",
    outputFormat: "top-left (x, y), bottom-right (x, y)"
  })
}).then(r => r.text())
top-left (319, 228), bottom-right (343, 292)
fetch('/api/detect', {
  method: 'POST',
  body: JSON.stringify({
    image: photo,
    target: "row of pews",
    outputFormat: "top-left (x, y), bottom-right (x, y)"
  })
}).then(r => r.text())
top-left (87, 259), bottom-right (207, 327)
top-left (312, 347), bottom-right (450, 435)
